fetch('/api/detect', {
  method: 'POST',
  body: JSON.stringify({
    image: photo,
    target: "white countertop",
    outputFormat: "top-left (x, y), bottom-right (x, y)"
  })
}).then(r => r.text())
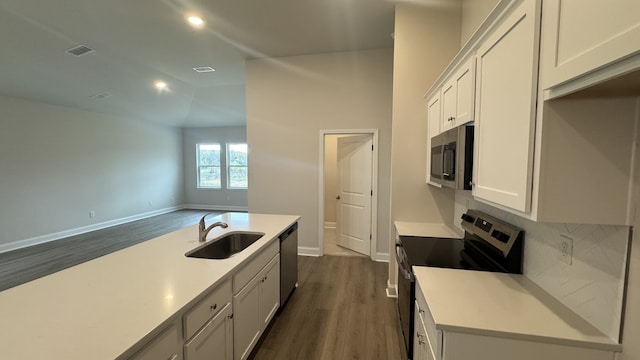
top-left (394, 221), bottom-right (463, 238)
top-left (0, 212), bottom-right (299, 360)
top-left (413, 266), bottom-right (621, 351)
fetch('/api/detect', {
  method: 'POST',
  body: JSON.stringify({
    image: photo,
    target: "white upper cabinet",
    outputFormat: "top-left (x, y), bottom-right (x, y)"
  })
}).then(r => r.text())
top-left (540, 0), bottom-right (640, 93)
top-left (427, 93), bottom-right (441, 139)
top-left (472, 0), bottom-right (540, 212)
top-left (440, 57), bottom-right (477, 133)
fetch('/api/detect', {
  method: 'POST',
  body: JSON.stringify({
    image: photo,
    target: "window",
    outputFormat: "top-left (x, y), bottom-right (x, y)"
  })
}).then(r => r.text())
top-left (197, 144), bottom-right (221, 188)
top-left (227, 143), bottom-right (248, 189)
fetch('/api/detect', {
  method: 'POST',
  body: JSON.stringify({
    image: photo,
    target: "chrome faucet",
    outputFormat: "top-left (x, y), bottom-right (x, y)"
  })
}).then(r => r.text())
top-left (199, 214), bottom-right (228, 242)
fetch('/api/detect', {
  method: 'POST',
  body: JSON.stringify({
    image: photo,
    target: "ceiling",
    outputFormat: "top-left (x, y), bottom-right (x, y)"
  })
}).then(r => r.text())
top-left (0, 0), bottom-right (396, 127)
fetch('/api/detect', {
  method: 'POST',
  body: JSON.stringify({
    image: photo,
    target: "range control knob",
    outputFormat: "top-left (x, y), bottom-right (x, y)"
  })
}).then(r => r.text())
top-left (491, 230), bottom-right (510, 243)
top-left (461, 214), bottom-right (475, 223)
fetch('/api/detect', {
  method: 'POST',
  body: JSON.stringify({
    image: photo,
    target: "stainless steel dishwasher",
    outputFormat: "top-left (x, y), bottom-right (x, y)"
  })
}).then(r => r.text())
top-left (279, 222), bottom-right (298, 309)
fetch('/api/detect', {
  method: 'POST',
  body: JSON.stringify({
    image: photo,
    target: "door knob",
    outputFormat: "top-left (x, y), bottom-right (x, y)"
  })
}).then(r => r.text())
top-left (336, 195), bottom-right (341, 200)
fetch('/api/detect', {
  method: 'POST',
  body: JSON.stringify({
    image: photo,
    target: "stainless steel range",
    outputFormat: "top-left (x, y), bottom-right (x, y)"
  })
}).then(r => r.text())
top-left (395, 209), bottom-right (524, 360)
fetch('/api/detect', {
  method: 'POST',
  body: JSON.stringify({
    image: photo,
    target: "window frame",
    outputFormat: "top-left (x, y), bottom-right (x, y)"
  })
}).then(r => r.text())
top-left (196, 143), bottom-right (222, 189)
top-left (226, 143), bottom-right (248, 189)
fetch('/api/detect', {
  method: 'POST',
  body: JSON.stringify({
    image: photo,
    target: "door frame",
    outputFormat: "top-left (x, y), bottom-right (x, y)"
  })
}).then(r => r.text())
top-left (318, 129), bottom-right (379, 260)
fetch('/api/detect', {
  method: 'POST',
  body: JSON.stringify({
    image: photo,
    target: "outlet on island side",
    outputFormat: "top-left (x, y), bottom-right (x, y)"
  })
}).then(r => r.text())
top-left (89, 210), bottom-right (96, 219)
top-left (559, 234), bottom-right (573, 265)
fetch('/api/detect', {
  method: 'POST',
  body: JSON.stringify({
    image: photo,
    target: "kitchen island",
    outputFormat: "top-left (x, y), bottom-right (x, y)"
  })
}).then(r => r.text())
top-left (0, 212), bottom-right (299, 359)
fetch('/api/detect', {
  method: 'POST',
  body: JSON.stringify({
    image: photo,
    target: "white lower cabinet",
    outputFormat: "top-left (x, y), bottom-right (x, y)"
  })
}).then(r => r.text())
top-left (129, 323), bottom-right (181, 360)
top-left (415, 279), bottom-right (617, 360)
top-left (184, 303), bottom-right (233, 360)
top-left (233, 253), bottom-right (280, 360)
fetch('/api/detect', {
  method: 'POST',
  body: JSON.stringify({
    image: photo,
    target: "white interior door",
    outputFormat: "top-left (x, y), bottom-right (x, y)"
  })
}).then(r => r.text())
top-left (336, 135), bottom-right (373, 256)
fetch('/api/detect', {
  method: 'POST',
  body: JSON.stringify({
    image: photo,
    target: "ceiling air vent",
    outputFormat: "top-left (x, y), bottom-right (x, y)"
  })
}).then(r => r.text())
top-left (90, 91), bottom-right (113, 100)
top-left (193, 66), bottom-right (215, 73)
top-left (65, 45), bottom-right (95, 57)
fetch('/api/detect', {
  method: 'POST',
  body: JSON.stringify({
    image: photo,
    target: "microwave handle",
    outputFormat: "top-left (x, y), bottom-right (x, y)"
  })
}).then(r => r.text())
top-left (441, 147), bottom-right (447, 177)
top-left (442, 147), bottom-right (450, 177)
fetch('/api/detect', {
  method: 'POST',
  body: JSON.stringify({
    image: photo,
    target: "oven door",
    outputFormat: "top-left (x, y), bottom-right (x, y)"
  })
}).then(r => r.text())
top-left (396, 244), bottom-right (414, 358)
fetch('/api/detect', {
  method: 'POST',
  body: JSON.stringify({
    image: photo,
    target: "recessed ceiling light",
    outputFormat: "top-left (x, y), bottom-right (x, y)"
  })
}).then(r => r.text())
top-left (187, 16), bottom-right (205, 28)
top-left (154, 81), bottom-right (168, 91)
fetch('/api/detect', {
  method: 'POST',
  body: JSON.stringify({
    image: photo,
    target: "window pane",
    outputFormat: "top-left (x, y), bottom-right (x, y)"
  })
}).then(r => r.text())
top-left (229, 166), bottom-right (248, 188)
top-left (199, 144), bottom-right (220, 166)
top-left (199, 166), bottom-right (221, 188)
top-left (228, 144), bottom-right (247, 166)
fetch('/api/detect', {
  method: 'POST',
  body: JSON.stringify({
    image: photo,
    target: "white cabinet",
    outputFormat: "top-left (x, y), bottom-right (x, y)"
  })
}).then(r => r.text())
top-left (540, 0), bottom-right (640, 91)
top-left (184, 303), bottom-right (233, 360)
top-left (259, 256), bottom-right (280, 329)
top-left (233, 251), bottom-right (280, 360)
top-left (130, 323), bottom-right (181, 360)
top-left (472, 0), bottom-right (540, 212)
top-left (440, 57), bottom-right (476, 133)
top-left (414, 278), bottom-right (617, 360)
top-left (182, 280), bottom-right (233, 360)
top-left (427, 93), bottom-right (441, 139)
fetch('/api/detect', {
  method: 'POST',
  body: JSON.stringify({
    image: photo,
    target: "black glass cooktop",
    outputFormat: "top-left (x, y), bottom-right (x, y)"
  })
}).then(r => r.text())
top-left (400, 236), bottom-right (465, 269)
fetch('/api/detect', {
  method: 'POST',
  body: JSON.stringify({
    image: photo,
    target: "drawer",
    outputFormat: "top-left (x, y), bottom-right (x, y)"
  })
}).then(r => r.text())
top-left (130, 323), bottom-right (180, 360)
top-left (183, 279), bottom-right (232, 340)
top-left (233, 239), bottom-right (279, 294)
top-left (416, 280), bottom-right (442, 360)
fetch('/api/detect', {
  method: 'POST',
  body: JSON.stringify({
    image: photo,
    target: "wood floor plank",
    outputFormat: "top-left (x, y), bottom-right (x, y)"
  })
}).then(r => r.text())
top-left (250, 256), bottom-right (403, 360)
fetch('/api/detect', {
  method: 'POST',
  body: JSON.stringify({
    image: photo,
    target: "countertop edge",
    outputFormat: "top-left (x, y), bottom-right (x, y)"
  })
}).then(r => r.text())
top-left (435, 323), bottom-right (622, 352)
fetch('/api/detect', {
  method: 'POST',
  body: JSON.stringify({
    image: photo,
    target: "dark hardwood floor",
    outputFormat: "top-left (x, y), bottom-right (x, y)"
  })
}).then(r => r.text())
top-left (0, 209), bottom-right (218, 291)
top-left (251, 255), bottom-right (405, 360)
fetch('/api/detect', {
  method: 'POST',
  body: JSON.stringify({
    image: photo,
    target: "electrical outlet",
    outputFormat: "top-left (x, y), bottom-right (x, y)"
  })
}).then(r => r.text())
top-left (148, 201), bottom-right (153, 207)
top-left (559, 234), bottom-right (573, 265)
top-left (89, 210), bottom-right (96, 219)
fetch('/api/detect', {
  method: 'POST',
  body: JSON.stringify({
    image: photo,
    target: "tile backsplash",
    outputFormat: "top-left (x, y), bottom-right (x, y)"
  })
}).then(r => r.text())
top-left (454, 191), bottom-right (630, 341)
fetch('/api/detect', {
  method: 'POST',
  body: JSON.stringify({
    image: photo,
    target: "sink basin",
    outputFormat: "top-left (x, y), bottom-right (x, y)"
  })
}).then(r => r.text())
top-left (186, 232), bottom-right (265, 259)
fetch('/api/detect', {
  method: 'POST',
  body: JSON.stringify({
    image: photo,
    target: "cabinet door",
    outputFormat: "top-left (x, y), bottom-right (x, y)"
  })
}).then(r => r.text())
top-left (413, 302), bottom-right (428, 360)
top-left (184, 303), bottom-right (233, 360)
top-left (259, 255), bottom-right (280, 328)
top-left (541, 0), bottom-right (640, 89)
top-left (130, 323), bottom-right (181, 360)
top-left (452, 56), bottom-right (476, 126)
top-left (473, 0), bottom-right (540, 212)
top-left (440, 57), bottom-right (476, 133)
top-left (440, 79), bottom-right (457, 132)
top-left (233, 275), bottom-right (261, 360)
top-left (427, 93), bottom-right (441, 138)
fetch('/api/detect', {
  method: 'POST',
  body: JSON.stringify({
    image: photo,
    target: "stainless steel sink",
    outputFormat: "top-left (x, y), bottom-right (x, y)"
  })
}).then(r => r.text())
top-left (186, 232), bottom-right (265, 259)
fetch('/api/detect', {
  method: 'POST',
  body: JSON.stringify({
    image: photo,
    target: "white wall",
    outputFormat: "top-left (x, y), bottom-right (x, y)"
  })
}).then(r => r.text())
top-left (461, 0), bottom-right (500, 45)
top-left (0, 95), bottom-right (183, 251)
top-left (245, 49), bottom-right (393, 259)
top-left (388, 3), bottom-right (462, 290)
top-left (182, 126), bottom-right (248, 210)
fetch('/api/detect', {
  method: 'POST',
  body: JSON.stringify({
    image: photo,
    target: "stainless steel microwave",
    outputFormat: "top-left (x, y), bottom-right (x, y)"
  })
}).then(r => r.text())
top-left (430, 125), bottom-right (474, 190)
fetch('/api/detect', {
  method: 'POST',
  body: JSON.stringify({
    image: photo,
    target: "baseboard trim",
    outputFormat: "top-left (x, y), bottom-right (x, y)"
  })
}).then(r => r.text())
top-left (184, 204), bottom-right (248, 212)
top-left (298, 246), bottom-right (321, 257)
top-left (386, 280), bottom-right (398, 298)
top-left (0, 206), bottom-right (184, 254)
top-left (374, 252), bottom-right (390, 263)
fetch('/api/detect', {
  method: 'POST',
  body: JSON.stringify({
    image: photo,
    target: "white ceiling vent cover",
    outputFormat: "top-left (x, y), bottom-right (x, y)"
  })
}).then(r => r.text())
top-left (193, 66), bottom-right (215, 73)
top-left (90, 91), bottom-right (113, 100)
top-left (65, 45), bottom-right (95, 57)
